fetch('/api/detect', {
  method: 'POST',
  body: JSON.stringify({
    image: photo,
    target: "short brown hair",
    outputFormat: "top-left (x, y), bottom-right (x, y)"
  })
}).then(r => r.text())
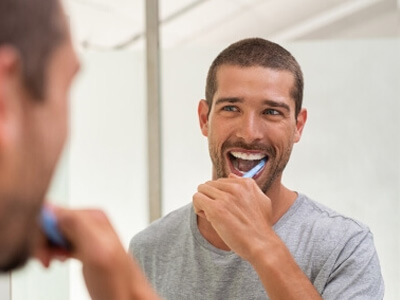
top-left (0, 0), bottom-right (66, 99)
top-left (205, 38), bottom-right (304, 117)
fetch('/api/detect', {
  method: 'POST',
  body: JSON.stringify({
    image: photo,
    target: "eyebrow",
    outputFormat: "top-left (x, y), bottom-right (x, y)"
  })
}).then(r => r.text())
top-left (214, 97), bottom-right (291, 112)
top-left (262, 99), bottom-right (291, 112)
top-left (214, 97), bottom-right (243, 106)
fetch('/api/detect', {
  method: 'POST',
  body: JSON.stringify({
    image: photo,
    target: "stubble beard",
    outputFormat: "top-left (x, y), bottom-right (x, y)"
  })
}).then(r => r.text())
top-left (0, 196), bottom-right (39, 272)
top-left (0, 239), bottom-right (31, 272)
top-left (0, 117), bottom-right (61, 272)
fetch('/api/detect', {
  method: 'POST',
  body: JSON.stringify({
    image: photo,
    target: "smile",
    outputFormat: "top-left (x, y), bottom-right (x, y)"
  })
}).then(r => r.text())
top-left (228, 151), bottom-right (268, 176)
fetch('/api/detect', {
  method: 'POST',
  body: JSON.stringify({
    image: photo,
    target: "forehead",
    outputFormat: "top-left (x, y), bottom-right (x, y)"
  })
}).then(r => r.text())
top-left (214, 65), bottom-right (295, 103)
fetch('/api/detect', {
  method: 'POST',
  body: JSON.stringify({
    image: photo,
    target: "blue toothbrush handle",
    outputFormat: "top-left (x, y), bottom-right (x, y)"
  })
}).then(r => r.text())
top-left (40, 207), bottom-right (70, 249)
top-left (242, 159), bottom-right (266, 178)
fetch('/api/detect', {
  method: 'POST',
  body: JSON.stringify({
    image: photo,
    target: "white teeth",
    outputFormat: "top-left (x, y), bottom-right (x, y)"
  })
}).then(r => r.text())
top-left (230, 151), bottom-right (266, 160)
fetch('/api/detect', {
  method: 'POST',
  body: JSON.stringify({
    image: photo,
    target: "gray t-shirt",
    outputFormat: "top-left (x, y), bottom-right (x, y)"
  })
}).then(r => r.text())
top-left (130, 194), bottom-right (384, 299)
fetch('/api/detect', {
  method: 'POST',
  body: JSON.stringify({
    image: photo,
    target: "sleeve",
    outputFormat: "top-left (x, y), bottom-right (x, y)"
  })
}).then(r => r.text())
top-left (128, 234), bottom-right (139, 256)
top-left (128, 233), bottom-right (147, 270)
top-left (321, 228), bottom-right (385, 300)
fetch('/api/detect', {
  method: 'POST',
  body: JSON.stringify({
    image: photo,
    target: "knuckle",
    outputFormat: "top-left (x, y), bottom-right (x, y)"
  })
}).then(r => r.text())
top-left (243, 178), bottom-right (254, 187)
top-left (197, 183), bottom-right (207, 192)
top-left (230, 182), bottom-right (243, 196)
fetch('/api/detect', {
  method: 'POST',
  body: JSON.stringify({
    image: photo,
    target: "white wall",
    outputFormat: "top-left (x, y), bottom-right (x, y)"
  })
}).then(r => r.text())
top-left (0, 274), bottom-right (10, 300)
top-left (68, 50), bottom-right (148, 300)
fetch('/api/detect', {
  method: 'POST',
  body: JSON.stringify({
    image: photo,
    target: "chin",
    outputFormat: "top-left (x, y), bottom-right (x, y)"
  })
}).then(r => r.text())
top-left (0, 202), bottom-right (40, 272)
top-left (0, 239), bottom-right (31, 272)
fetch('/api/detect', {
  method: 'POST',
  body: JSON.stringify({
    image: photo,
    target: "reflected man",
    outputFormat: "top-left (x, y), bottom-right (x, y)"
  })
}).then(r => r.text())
top-left (130, 38), bottom-right (384, 299)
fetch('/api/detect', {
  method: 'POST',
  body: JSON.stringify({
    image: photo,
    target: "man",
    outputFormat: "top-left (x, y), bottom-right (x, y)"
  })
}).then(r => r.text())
top-left (130, 38), bottom-right (384, 299)
top-left (0, 0), bottom-right (159, 299)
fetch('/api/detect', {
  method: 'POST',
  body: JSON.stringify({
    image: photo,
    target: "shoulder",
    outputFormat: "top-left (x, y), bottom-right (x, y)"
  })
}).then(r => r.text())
top-left (295, 198), bottom-right (385, 298)
top-left (281, 195), bottom-right (384, 297)
top-left (279, 194), bottom-right (375, 255)
top-left (296, 194), bottom-right (370, 234)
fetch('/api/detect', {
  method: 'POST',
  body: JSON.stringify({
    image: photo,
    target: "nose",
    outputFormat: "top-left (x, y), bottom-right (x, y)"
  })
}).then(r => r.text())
top-left (235, 112), bottom-right (264, 144)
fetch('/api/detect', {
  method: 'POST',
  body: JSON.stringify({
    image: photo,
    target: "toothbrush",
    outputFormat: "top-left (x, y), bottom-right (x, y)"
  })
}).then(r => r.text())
top-left (242, 159), bottom-right (266, 178)
top-left (40, 206), bottom-right (70, 249)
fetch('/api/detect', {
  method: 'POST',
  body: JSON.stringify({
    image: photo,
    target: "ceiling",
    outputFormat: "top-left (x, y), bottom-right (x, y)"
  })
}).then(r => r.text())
top-left (64, 0), bottom-right (399, 50)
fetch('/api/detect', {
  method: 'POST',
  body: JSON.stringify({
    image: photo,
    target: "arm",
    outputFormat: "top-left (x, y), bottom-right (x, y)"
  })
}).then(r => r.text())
top-left (193, 175), bottom-right (321, 300)
top-left (35, 207), bottom-right (160, 300)
top-left (247, 229), bottom-right (322, 299)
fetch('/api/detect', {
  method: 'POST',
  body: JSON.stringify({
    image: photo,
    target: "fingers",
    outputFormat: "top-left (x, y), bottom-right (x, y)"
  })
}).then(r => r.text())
top-left (49, 207), bottom-right (123, 266)
top-left (194, 177), bottom-right (247, 212)
top-left (193, 191), bottom-right (211, 219)
top-left (34, 244), bottom-right (70, 268)
top-left (197, 176), bottom-right (257, 202)
top-left (54, 208), bottom-right (110, 240)
top-left (193, 183), bottom-right (238, 223)
top-left (34, 203), bottom-right (74, 267)
top-left (193, 175), bottom-right (268, 223)
top-left (196, 181), bottom-right (227, 201)
top-left (35, 204), bottom-right (160, 300)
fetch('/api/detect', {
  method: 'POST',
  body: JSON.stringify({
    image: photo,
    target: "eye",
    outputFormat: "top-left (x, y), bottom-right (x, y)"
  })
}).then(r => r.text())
top-left (222, 105), bottom-right (239, 112)
top-left (264, 109), bottom-right (280, 115)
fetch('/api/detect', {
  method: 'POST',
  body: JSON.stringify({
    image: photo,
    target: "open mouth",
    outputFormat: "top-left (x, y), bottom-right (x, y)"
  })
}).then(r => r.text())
top-left (228, 151), bottom-right (268, 177)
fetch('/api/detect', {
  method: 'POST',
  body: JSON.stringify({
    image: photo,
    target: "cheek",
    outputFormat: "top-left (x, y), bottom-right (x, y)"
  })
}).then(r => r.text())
top-left (58, 101), bottom-right (68, 134)
top-left (46, 94), bottom-right (69, 156)
top-left (54, 88), bottom-right (69, 127)
top-left (269, 126), bottom-right (296, 149)
top-left (208, 127), bottom-right (227, 150)
top-left (56, 103), bottom-right (68, 151)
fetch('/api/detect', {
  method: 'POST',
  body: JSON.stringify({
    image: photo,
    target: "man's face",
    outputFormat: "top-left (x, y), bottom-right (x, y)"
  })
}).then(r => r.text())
top-left (198, 65), bottom-right (306, 193)
top-left (0, 29), bottom-right (79, 271)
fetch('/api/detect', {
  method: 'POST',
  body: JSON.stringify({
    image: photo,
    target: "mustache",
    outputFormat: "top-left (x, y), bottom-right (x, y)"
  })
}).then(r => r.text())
top-left (222, 140), bottom-right (275, 155)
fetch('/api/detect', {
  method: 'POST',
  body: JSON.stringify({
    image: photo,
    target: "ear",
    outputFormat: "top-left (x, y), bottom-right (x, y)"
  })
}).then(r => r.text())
top-left (198, 99), bottom-right (210, 137)
top-left (294, 108), bottom-right (307, 143)
top-left (0, 46), bottom-right (22, 148)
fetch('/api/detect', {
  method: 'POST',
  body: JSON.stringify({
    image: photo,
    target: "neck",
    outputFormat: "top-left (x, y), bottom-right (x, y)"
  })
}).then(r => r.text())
top-left (196, 183), bottom-right (298, 251)
top-left (266, 182), bottom-right (298, 224)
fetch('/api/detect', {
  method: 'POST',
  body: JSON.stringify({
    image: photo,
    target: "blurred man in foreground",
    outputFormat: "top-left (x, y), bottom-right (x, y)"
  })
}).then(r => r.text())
top-left (0, 0), bottom-right (159, 299)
